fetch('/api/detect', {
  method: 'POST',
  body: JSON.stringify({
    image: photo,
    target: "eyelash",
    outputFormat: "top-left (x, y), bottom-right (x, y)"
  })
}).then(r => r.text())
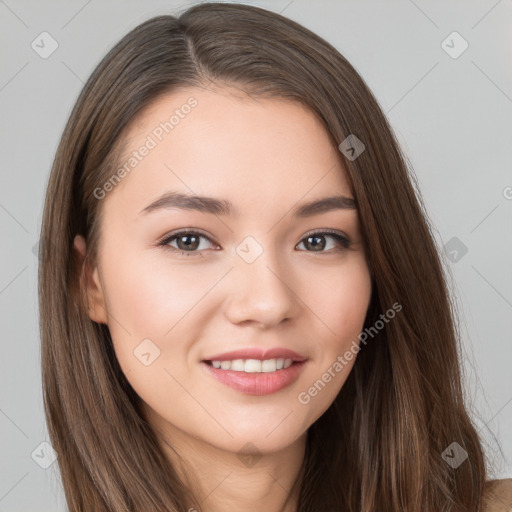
top-left (157, 228), bottom-right (352, 257)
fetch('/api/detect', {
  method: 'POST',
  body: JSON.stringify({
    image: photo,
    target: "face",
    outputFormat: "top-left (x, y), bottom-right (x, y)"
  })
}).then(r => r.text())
top-left (75, 85), bottom-right (372, 459)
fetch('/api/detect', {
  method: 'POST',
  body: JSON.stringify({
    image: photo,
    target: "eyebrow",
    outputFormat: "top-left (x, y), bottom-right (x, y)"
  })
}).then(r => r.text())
top-left (139, 191), bottom-right (356, 217)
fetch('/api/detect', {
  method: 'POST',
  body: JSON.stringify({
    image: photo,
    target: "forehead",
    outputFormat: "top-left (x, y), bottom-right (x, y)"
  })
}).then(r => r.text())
top-left (104, 86), bottom-right (352, 217)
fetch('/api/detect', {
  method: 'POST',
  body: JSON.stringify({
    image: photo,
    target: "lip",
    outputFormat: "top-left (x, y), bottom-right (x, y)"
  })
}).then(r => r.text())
top-left (202, 347), bottom-right (307, 362)
top-left (200, 360), bottom-right (307, 395)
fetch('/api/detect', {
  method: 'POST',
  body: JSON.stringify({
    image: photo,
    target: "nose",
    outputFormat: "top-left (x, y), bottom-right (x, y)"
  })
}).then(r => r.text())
top-left (224, 245), bottom-right (299, 329)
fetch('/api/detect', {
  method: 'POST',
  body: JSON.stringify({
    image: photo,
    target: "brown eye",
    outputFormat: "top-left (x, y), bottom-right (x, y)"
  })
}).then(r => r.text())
top-left (302, 234), bottom-right (327, 251)
top-left (159, 231), bottom-right (216, 256)
top-left (174, 233), bottom-right (201, 251)
top-left (296, 231), bottom-right (351, 253)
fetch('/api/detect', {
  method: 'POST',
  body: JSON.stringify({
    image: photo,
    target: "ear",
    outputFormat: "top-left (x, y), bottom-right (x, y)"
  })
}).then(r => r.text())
top-left (73, 235), bottom-right (108, 324)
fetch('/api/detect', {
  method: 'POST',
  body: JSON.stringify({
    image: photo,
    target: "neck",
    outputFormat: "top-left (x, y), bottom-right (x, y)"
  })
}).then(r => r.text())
top-left (153, 422), bottom-right (307, 512)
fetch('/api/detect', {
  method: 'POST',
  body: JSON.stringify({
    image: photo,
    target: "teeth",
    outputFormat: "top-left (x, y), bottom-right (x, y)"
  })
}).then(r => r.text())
top-left (210, 358), bottom-right (294, 372)
top-left (230, 359), bottom-right (245, 371)
top-left (245, 359), bottom-right (262, 372)
top-left (261, 359), bottom-right (275, 372)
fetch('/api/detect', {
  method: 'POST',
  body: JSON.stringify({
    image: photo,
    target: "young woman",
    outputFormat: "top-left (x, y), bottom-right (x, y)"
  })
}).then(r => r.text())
top-left (37, 2), bottom-right (511, 511)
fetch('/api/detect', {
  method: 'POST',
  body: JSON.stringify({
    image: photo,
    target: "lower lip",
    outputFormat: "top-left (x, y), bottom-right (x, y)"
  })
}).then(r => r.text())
top-left (200, 361), bottom-right (307, 395)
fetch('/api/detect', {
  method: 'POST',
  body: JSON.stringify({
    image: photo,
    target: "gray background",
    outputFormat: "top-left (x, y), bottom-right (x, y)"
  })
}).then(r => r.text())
top-left (1, 0), bottom-right (511, 509)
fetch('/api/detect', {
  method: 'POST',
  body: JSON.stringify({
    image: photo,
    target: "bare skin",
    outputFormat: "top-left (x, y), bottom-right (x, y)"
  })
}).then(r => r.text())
top-left (74, 85), bottom-right (372, 512)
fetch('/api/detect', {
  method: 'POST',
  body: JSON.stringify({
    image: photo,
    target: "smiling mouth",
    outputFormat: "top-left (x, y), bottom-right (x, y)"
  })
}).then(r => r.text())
top-left (200, 358), bottom-right (307, 395)
top-left (203, 358), bottom-right (298, 373)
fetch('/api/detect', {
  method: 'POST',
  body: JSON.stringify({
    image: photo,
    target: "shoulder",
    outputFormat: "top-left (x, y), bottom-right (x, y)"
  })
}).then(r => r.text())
top-left (483, 479), bottom-right (512, 511)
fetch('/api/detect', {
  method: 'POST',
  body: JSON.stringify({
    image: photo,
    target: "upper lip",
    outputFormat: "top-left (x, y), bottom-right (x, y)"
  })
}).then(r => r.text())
top-left (203, 348), bottom-right (307, 362)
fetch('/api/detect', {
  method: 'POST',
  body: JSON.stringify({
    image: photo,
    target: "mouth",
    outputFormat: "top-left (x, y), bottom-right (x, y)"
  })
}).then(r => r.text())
top-left (200, 358), bottom-right (308, 395)
top-left (203, 358), bottom-right (299, 373)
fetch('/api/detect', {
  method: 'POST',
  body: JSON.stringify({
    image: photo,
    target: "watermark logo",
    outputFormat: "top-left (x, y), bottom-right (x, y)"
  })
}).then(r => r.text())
top-left (442, 441), bottom-right (468, 468)
top-left (235, 236), bottom-right (264, 264)
top-left (31, 31), bottom-right (58, 59)
top-left (441, 31), bottom-right (469, 59)
top-left (31, 441), bottom-right (57, 469)
top-left (237, 441), bottom-right (262, 468)
top-left (338, 134), bottom-right (365, 161)
top-left (443, 236), bottom-right (468, 263)
top-left (133, 338), bottom-right (161, 366)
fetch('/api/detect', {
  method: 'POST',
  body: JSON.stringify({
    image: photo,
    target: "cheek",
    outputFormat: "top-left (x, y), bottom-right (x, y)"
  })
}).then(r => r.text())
top-left (99, 246), bottom-right (232, 384)
top-left (302, 255), bottom-right (372, 347)
top-left (101, 248), bottom-right (218, 337)
top-left (292, 258), bottom-right (371, 424)
top-left (335, 268), bottom-right (372, 343)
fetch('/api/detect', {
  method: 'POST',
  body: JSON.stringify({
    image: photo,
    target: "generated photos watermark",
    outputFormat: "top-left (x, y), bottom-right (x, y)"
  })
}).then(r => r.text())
top-left (93, 96), bottom-right (198, 200)
top-left (297, 301), bottom-right (402, 405)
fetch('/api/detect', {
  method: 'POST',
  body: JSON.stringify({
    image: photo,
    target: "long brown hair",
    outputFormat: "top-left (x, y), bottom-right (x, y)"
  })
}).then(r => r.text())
top-left (38, 2), bottom-right (488, 510)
